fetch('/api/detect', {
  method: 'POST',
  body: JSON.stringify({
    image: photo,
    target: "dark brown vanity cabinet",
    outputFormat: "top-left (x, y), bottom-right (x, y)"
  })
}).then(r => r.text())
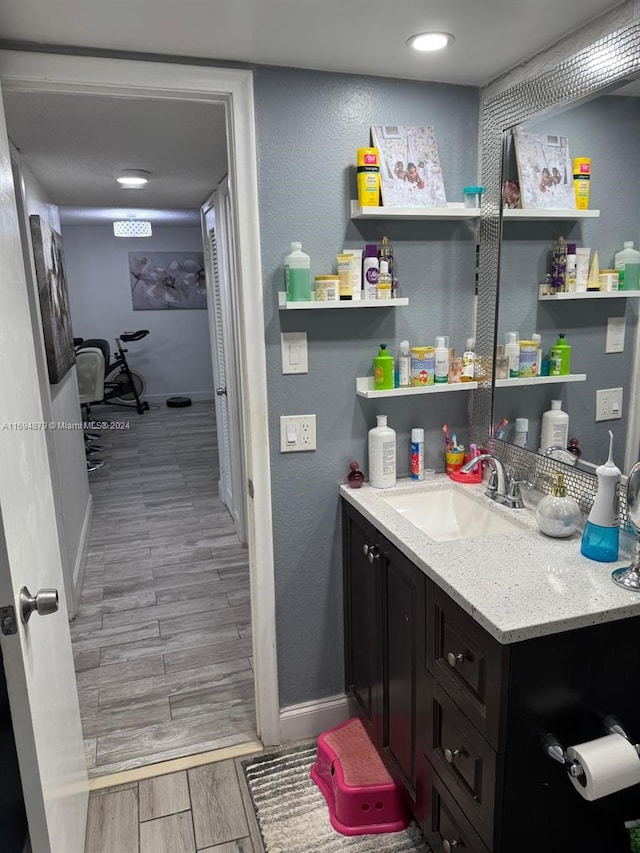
top-left (342, 500), bottom-right (425, 802)
top-left (342, 498), bottom-right (640, 853)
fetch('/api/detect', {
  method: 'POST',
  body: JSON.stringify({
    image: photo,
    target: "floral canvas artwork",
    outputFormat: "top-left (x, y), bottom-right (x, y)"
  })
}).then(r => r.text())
top-left (129, 252), bottom-right (206, 310)
top-left (29, 215), bottom-right (76, 384)
top-left (513, 130), bottom-right (576, 209)
top-left (371, 125), bottom-right (447, 208)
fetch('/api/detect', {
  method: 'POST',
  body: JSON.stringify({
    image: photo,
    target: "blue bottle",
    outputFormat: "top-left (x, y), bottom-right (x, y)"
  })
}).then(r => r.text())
top-left (581, 431), bottom-right (620, 562)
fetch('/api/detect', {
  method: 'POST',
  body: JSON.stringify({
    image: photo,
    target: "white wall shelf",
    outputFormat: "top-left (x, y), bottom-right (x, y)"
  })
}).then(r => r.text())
top-left (278, 292), bottom-right (408, 310)
top-left (495, 374), bottom-right (586, 388)
top-left (350, 201), bottom-right (480, 221)
top-left (539, 291), bottom-right (640, 301)
top-left (356, 377), bottom-right (477, 398)
top-left (503, 208), bottom-right (600, 221)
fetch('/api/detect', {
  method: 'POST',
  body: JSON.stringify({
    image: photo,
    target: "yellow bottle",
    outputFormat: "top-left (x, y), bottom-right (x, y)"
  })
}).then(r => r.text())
top-left (357, 147), bottom-right (380, 207)
top-left (573, 157), bottom-right (591, 210)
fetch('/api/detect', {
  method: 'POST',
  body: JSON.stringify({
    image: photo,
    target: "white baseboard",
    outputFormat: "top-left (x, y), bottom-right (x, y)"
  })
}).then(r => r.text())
top-left (72, 494), bottom-right (93, 617)
top-left (279, 694), bottom-right (350, 744)
top-left (145, 391), bottom-right (215, 404)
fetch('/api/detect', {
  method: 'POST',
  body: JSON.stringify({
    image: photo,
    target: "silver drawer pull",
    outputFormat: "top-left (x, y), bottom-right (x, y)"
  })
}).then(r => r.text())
top-left (446, 651), bottom-right (465, 668)
top-left (444, 747), bottom-right (462, 764)
top-left (443, 840), bottom-right (461, 852)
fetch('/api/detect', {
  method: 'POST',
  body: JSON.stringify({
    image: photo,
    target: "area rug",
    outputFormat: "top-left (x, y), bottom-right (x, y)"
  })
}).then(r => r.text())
top-left (242, 743), bottom-right (430, 852)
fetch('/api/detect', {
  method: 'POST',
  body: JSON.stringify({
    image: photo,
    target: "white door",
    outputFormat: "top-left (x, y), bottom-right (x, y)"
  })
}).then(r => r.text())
top-left (0, 85), bottom-right (88, 853)
top-left (202, 179), bottom-right (247, 544)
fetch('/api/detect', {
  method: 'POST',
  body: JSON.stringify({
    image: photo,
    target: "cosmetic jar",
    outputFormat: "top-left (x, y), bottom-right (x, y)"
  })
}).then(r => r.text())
top-left (463, 186), bottom-right (483, 208)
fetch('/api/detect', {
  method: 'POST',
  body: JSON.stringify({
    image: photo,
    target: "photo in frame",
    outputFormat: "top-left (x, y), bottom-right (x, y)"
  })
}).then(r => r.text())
top-left (371, 125), bottom-right (447, 208)
top-left (129, 252), bottom-right (206, 310)
top-left (513, 129), bottom-right (576, 209)
top-left (29, 215), bottom-right (76, 384)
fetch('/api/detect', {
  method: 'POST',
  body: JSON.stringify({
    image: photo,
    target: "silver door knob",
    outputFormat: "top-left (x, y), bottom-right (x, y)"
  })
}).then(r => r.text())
top-left (444, 747), bottom-right (462, 764)
top-left (216, 387), bottom-right (227, 396)
top-left (446, 651), bottom-right (465, 668)
top-left (443, 840), bottom-right (460, 852)
top-left (19, 587), bottom-right (59, 624)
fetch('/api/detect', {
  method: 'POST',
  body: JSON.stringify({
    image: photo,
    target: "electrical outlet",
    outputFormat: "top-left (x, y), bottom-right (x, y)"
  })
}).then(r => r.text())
top-left (280, 415), bottom-right (317, 452)
top-left (596, 387), bottom-right (623, 422)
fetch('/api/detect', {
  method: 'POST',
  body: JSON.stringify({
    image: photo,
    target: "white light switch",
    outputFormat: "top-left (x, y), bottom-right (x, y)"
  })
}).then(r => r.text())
top-left (281, 332), bottom-right (308, 374)
top-left (606, 317), bottom-right (626, 353)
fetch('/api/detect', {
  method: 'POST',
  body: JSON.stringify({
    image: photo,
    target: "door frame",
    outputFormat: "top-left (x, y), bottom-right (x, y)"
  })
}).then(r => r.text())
top-left (0, 50), bottom-right (280, 746)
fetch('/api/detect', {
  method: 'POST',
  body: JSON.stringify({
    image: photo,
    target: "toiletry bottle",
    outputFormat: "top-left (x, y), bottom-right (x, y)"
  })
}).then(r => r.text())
top-left (550, 332), bottom-right (571, 376)
top-left (368, 415), bottom-right (396, 489)
top-left (581, 430), bottom-right (620, 562)
top-left (434, 336), bottom-right (449, 384)
top-left (573, 157), bottom-right (591, 210)
top-left (410, 428), bottom-right (424, 481)
top-left (514, 418), bottom-right (528, 448)
top-left (505, 332), bottom-right (520, 378)
top-left (566, 243), bottom-right (577, 291)
top-left (461, 338), bottom-right (476, 382)
top-left (363, 244), bottom-right (379, 299)
top-left (377, 260), bottom-right (392, 299)
top-left (397, 340), bottom-right (411, 388)
top-left (532, 332), bottom-right (542, 375)
top-left (378, 236), bottom-right (394, 280)
top-left (356, 147), bottom-right (380, 207)
top-left (575, 247), bottom-right (590, 292)
top-left (536, 472), bottom-right (581, 539)
top-left (336, 253), bottom-right (354, 300)
top-left (373, 343), bottom-right (394, 390)
top-left (614, 241), bottom-right (640, 291)
top-left (539, 400), bottom-right (569, 453)
top-left (551, 236), bottom-right (567, 293)
top-left (284, 242), bottom-right (311, 301)
top-left (587, 250), bottom-right (600, 291)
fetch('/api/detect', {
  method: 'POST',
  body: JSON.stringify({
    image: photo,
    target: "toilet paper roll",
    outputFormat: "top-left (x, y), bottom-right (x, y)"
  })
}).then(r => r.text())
top-left (567, 734), bottom-right (640, 801)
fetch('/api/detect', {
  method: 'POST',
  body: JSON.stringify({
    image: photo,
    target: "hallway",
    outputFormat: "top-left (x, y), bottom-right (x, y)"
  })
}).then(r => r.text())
top-left (70, 402), bottom-right (256, 777)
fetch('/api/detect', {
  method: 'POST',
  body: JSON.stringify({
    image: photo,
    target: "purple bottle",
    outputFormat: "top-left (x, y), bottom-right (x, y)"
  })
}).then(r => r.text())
top-left (363, 245), bottom-right (379, 300)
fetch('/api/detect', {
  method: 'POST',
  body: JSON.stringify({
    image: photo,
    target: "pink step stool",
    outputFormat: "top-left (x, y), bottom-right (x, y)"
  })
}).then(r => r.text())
top-left (310, 717), bottom-right (409, 836)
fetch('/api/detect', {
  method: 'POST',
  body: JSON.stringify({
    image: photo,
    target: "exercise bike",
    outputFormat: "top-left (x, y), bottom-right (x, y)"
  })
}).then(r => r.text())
top-left (74, 330), bottom-right (150, 414)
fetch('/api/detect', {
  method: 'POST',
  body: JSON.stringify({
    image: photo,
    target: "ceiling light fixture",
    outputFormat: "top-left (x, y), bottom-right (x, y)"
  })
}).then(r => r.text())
top-left (407, 32), bottom-right (454, 52)
top-left (113, 220), bottom-right (153, 237)
top-left (116, 169), bottom-right (151, 189)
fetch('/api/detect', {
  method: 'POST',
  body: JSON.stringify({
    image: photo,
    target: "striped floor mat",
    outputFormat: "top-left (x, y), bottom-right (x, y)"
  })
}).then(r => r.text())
top-left (242, 744), bottom-right (430, 852)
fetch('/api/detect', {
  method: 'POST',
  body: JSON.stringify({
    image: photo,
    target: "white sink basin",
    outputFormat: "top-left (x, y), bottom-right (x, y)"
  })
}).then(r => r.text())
top-left (381, 488), bottom-right (522, 542)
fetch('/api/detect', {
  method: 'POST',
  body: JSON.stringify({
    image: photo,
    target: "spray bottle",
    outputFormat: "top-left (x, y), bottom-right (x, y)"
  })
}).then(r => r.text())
top-left (580, 430), bottom-right (620, 562)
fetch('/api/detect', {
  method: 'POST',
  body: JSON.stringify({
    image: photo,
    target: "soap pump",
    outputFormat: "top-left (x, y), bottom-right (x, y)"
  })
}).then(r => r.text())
top-left (580, 430), bottom-right (621, 562)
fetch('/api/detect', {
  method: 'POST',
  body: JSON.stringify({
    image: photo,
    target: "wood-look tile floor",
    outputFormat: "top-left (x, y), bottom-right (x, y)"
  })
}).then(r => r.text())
top-left (71, 403), bottom-right (256, 777)
top-left (85, 756), bottom-right (263, 852)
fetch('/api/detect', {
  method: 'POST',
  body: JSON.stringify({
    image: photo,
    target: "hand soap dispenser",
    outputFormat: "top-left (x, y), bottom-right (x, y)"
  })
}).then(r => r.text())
top-left (536, 472), bottom-right (581, 538)
top-left (581, 430), bottom-right (620, 562)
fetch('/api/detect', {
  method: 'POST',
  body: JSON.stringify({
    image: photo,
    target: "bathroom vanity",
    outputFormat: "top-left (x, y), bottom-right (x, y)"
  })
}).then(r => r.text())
top-left (341, 478), bottom-right (640, 852)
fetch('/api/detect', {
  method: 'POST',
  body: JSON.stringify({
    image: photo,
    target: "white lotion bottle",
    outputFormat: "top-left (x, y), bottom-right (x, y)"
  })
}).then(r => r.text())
top-left (505, 332), bottom-right (520, 378)
top-left (397, 340), bottom-right (411, 388)
top-left (434, 336), bottom-right (449, 384)
top-left (368, 415), bottom-right (396, 489)
top-left (539, 400), bottom-right (569, 452)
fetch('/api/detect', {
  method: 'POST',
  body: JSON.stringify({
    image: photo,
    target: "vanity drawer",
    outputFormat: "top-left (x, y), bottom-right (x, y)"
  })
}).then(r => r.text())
top-left (421, 759), bottom-right (491, 853)
top-left (426, 584), bottom-right (509, 750)
top-left (424, 674), bottom-right (498, 848)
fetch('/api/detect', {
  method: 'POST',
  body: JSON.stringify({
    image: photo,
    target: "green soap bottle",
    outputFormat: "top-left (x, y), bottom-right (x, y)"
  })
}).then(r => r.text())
top-left (373, 343), bottom-right (394, 390)
top-left (549, 332), bottom-right (572, 376)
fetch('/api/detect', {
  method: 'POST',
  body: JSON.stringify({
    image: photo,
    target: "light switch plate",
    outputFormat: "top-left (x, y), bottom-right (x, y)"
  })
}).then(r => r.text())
top-left (280, 415), bottom-right (316, 452)
top-left (606, 317), bottom-right (626, 353)
top-left (281, 332), bottom-right (308, 374)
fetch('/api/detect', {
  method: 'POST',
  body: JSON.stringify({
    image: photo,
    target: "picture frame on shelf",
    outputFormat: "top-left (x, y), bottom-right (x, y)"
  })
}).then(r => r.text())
top-left (371, 125), bottom-right (447, 209)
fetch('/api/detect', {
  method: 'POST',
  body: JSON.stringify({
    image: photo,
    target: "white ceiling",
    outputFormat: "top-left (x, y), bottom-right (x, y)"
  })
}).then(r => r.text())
top-left (0, 0), bottom-right (627, 225)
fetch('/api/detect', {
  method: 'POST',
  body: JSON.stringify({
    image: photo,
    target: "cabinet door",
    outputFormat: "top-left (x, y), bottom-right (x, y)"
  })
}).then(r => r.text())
top-left (381, 536), bottom-right (426, 801)
top-left (342, 500), bottom-right (383, 745)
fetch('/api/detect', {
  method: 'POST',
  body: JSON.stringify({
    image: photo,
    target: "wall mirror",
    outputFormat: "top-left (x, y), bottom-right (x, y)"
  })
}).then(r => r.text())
top-left (476, 21), bottom-right (640, 478)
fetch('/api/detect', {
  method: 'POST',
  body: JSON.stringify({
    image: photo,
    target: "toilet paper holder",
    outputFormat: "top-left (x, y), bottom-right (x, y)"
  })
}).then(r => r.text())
top-left (542, 716), bottom-right (640, 779)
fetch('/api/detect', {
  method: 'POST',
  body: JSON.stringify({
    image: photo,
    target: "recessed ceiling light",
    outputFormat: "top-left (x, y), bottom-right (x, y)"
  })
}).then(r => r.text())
top-left (407, 32), bottom-right (454, 52)
top-left (116, 169), bottom-right (150, 189)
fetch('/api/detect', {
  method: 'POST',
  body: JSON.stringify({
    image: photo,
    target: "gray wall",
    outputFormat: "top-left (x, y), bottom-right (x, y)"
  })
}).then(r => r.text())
top-left (497, 94), bottom-right (640, 462)
top-left (253, 66), bottom-right (480, 705)
top-left (62, 224), bottom-right (214, 402)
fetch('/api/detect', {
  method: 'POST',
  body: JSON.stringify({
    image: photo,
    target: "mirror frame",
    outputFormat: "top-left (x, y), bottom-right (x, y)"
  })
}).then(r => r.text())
top-left (474, 20), bottom-right (640, 469)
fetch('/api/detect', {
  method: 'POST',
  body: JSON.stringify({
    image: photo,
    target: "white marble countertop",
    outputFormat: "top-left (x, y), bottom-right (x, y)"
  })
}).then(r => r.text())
top-left (340, 475), bottom-right (640, 645)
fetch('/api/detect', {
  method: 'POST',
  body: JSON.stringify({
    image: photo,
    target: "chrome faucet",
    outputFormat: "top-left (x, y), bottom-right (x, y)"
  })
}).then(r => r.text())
top-left (460, 453), bottom-right (524, 509)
